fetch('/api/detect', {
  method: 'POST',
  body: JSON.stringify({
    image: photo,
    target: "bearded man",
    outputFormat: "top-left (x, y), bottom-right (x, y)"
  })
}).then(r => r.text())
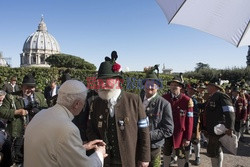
top-left (86, 51), bottom-right (150, 167)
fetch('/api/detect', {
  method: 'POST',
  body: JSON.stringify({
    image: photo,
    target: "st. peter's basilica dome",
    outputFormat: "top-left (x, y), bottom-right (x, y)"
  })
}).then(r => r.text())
top-left (20, 16), bottom-right (60, 67)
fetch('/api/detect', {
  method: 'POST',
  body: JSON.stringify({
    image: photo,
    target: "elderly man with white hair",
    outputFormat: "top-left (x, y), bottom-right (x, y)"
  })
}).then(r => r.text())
top-left (24, 80), bottom-right (107, 167)
top-left (87, 51), bottom-right (150, 167)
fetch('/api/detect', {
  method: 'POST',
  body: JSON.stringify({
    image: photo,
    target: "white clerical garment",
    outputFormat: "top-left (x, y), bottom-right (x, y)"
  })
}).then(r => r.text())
top-left (24, 104), bottom-right (102, 167)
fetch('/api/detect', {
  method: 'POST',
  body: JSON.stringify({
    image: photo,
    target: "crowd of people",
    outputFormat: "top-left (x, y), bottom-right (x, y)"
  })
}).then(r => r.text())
top-left (0, 51), bottom-right (249, 167)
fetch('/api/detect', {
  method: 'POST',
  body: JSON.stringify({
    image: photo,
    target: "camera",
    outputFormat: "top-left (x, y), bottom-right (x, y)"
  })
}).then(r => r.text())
top-left (24, 101), bottom-right (40, 117)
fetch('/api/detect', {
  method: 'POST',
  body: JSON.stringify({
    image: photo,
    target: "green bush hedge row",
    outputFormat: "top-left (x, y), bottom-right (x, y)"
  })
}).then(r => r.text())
top-left (3, 66), bottom-right (248, 95)
top-left (0, 67), bottom-right (175, 95)
top-left (184, 67), bottom-right (250, 84)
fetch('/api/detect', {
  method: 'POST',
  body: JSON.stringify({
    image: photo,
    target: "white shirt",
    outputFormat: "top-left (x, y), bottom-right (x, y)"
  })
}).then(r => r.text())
top-left (171, 93), bottom-right (180, 99)
top-left (108, 89), bottom-right (121, 117)
top-left (51, 86), bottom-right (57, 97)
top-left (24, 104), bottom-right (103, 167)
top-left (143, 93), bottom-right (157, 109)
top-left (11, 83), bottom-right (16, 92)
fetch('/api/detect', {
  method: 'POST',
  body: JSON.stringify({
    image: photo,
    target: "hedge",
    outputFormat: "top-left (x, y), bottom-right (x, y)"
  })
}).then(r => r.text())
top-left (0, 67), bottom-right (175, 95)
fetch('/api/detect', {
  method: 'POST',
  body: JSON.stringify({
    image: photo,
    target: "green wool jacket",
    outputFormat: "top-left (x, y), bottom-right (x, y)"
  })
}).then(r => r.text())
top-left (0, 91), bottom-right (47, 137)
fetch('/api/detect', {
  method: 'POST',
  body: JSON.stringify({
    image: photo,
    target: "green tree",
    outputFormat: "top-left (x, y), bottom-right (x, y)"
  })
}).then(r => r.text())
top-left (45, 53), bottom-right (96, 70)
top-left (195, 62), bottom-right (210, 72)
top-left (185, 68), bottom-right (218, 82)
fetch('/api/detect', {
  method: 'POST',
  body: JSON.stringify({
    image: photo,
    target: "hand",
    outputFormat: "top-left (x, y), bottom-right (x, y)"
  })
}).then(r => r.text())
top-left (83, 139), bottom-right (106, 151)
top-left (15, 109), bottom-right (28, 116)
top-left (95, 145), bottom-right (108, 158)
top-left (182, 139), bottom-right (190, 147)
top-left (225, 129), bottom-right (233, 137)
top-left (138, 161), bottom-right (149, 167)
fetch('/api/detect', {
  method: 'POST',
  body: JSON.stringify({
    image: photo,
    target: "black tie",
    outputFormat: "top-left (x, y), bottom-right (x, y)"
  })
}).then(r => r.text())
top-left (232, 97), bottom-right (236, 104)
top-left (27, 96), bottom-right (32, 104)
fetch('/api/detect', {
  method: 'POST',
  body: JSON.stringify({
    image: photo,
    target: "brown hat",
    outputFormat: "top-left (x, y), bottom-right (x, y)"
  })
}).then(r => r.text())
top-left (197, 82), bottom-right (206, 89)
top-left (167, 74), bottom-right (184, 87)
top-left (11, 76), bottom-right (17, 81)
top-left (187, 83), bottom-right (198, 92)
top-left (231, 86), bottom-right (240, 93)
top-left (207, 81), bottom-right (224, 91)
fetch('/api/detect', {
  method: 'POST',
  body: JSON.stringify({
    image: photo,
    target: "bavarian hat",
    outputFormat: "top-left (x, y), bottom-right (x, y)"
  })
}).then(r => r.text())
top-left (198, 82), bottom-right (206, 89)
top-left (238, 79), bottom-right (249, 90)
top-left (206, 78), bottom-right (224, 91)
top-left (241, 84), bottom-right (249, 90)
top-left (225, 84), bottom-right (231, 90)
top-left (231, 86), bottom-right (240, 92)
top-left (187, 83), bottom-right (198, 92)
top-left (142, 64), bottom-right (162, 88)
top-left (97, 51), bottom-right (122, 79)
top-left (167, 73), bottom-right (185, 87)
top-left (22, 74), bottom-right (36, 87)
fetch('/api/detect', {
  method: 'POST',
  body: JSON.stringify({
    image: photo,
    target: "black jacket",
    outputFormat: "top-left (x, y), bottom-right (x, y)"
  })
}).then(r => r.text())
top-left (2, 83), bottom-right (19, 94)
top-left (204, 91), bottom-right (235, 135)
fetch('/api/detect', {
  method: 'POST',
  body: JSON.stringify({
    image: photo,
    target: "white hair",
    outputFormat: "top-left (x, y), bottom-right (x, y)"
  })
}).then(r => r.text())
top-left (98, 80), bottom-right (121, 100)
top-left (0, 90), bottom-right (6, 97)
top-left (57, 92), bottom-right (87, 108)
top-left (56, 80), bottom-right (88, 108)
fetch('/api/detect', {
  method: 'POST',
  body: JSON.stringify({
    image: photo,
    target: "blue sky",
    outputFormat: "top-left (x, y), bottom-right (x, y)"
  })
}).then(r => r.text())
top-left (0, 0), bottom-right (248, 72)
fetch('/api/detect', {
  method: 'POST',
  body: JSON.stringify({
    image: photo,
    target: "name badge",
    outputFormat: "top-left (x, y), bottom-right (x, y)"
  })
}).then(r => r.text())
top-left (98, 121), bottom-right (102, 128)
top-left (210, 101), bottom-right (216, 107)
top-left (180, 109), bottom-right (185, 116)
top-left (118, 120), bottom-right (125, 130)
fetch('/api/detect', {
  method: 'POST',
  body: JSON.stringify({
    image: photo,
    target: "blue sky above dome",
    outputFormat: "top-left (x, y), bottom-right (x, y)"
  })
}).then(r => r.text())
top-left (0, 0), bottom-right (248, 72)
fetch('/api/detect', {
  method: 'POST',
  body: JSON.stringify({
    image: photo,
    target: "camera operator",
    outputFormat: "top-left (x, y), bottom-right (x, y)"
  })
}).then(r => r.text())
top-left (0, 118), bottom-right (12, 167)
top-left (0, 90), bottom-right (12, 167)
top-left (0, 74), bottom-right (47, 166)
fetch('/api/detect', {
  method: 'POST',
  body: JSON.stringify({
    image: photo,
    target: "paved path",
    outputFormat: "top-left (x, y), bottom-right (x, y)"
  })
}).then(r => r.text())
top-left (169, 133), bottom-right (250, 167)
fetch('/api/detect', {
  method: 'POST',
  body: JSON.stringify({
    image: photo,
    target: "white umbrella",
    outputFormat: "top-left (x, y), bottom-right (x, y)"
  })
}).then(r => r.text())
top-left (155, 0), bottom-right (250, 47)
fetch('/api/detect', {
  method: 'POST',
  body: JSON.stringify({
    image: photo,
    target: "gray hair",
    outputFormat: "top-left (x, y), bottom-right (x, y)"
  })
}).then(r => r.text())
top-left (0, 90), bottom-right (6, 97)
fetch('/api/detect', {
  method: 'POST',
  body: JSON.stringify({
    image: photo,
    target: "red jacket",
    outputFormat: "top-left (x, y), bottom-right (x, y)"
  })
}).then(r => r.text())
top-left (162, 93), bottom-right (193, 149)
top-left (245, 93), bottom-right (250, 115)
top-left (232, 96), bottom-right (247, 121)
